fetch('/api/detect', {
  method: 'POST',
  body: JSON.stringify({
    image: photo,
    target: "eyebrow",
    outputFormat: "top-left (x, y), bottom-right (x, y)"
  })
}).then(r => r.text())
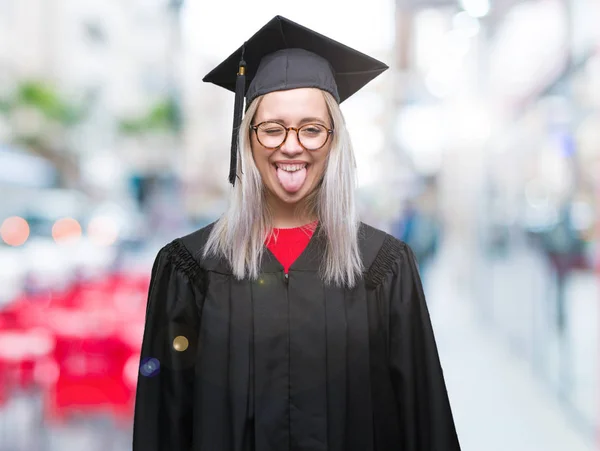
top-left (264, 117), bottom-right (329, 126)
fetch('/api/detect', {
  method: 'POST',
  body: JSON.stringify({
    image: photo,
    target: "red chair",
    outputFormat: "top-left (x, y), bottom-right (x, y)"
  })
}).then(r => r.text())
top-left (0, 271), bottom-right (150, 424)
top-left (0, 328), bottom-right (56, 393)
top-left (42, 309), bottom-right (137, 424)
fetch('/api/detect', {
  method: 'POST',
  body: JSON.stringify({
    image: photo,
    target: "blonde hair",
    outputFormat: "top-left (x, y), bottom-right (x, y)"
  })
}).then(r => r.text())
top-left (202, 90), bottom-right (364, 288)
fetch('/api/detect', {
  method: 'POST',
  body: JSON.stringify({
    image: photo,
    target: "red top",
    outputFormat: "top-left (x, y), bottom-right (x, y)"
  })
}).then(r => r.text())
top-left (265, 221), bottom-right (318, 274)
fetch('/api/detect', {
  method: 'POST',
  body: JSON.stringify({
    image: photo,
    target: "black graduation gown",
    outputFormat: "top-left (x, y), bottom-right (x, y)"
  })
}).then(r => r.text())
top-left (132, 221), bottom-right (461, 451)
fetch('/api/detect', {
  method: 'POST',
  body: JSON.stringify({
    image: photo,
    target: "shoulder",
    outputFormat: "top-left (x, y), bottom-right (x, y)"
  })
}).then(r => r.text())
top-left (359, 221), bottom-right (413, 289)
top-left (175, 220), bottom-right (217, 257)
top-left (153, 221), bottom-right (218, 281)
top-left (358, 221), bottom-right (408, 258)
top-left (166, 220), bottom-right (229, 273)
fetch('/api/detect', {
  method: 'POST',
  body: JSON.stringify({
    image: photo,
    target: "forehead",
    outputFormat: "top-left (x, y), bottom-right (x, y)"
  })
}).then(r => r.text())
top-left (254, 88), bottom-right (328, 122)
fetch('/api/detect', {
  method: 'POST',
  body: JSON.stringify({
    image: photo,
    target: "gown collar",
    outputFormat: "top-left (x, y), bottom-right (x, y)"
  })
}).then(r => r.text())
top-left (261, 221), bottom-right (325, 273)
top-left (196, 221), bottom-right (374, 275)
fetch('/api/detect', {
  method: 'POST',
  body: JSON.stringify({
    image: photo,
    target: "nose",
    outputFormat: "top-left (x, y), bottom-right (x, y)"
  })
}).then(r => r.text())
top-left (280, 129), bottom-right (304, 155)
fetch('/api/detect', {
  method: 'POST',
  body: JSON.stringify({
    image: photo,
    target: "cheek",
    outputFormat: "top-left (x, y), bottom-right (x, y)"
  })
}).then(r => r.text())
top-left (252, 151), bottom-right (275, 185)
top-left (250, 142), bottom-right (268, 169)
top-left (310, 151), bottom-right (330, 179)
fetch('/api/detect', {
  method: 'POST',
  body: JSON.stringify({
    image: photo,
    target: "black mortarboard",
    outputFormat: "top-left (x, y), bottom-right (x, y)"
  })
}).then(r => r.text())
top-left (203, 15), bottom-right (389, 186)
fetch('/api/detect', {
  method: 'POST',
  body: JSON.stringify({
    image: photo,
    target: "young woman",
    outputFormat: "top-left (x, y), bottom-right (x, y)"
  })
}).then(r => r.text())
top-left (133, 15), bottom-right (461, 451)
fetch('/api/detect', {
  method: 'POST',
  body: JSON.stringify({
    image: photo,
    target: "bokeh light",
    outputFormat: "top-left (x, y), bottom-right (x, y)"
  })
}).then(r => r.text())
top-left (87, 216), bottom-right (120, 246)
top-left (52, 218), bottom-right (82, 243)
top-left (0, 216), bottom-right (30, 246)
top-left (172, 335), bottom-right (189, 352)
top-left (139, 357), bottom-right (160, 377)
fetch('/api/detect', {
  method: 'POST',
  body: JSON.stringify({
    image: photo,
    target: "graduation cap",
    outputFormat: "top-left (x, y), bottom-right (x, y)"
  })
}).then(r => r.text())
top-left (203, 15), bottom-right (389, 186)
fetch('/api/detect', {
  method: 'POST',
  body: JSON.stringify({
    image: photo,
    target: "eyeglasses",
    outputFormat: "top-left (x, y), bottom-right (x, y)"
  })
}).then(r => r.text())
top-left (251, 121), bottom-right (334, 151)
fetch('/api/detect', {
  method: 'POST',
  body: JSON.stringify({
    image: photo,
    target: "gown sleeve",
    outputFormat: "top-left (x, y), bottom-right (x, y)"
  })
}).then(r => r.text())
top-left (377, 237), bottom-right (461, 450)
top-left (132, 239), bottom-right (205, 451)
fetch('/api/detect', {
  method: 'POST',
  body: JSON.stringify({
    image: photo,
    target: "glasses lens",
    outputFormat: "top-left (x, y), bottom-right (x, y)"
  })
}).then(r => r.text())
top-left (257, 123), bottom-right (286, 148)
top-left (299, 124), bottom-right (329, 150)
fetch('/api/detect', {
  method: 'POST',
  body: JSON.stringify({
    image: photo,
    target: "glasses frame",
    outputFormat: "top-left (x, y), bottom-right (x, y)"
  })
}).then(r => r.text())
top-left (250, 121), bottom-right (334, 151)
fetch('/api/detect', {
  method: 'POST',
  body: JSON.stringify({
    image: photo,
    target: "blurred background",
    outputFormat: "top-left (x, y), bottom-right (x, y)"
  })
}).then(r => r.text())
top-left (0, 0), bottom-right (599, 449)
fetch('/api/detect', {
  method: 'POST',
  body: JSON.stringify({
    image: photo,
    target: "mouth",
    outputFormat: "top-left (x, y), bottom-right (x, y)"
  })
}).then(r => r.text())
top-left (272, 162), bottom-right (310, 172)
top-left (271, 162), bottom-right (310, 193)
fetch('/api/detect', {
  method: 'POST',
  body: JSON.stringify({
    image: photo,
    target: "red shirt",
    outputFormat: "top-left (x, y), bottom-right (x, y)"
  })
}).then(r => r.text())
top-left (265, 221), bottom-right (318, 274)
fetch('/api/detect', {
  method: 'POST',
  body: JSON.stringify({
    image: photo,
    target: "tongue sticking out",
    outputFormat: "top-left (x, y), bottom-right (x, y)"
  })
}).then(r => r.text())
top-left (276, 166), bottom-right (307, 193)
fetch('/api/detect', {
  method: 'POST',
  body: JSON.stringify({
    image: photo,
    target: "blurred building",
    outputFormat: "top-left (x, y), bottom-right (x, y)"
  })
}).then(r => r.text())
top-left (391, 0), bottom-right (600, 440)
top-left (0, 0), bottom-right (184, 196)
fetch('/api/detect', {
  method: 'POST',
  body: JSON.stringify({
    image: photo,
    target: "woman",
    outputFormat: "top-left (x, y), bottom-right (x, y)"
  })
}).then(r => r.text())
top-left (133, 15), bottom-right (461, 451)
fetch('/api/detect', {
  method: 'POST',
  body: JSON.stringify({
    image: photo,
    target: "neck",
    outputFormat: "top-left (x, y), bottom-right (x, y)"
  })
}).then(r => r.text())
top-left (267, 195), bottom-right (317, 229)
top-left (272, 217), bottom-right (318, 229)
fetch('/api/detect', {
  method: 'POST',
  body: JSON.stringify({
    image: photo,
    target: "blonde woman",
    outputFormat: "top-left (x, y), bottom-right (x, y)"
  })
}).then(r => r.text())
top-left (133, 16), bottom-right (461, 451)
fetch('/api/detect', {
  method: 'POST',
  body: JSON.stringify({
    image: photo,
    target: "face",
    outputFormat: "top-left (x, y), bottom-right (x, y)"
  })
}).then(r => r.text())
top-left (250, 88), bottom-right (332, 207)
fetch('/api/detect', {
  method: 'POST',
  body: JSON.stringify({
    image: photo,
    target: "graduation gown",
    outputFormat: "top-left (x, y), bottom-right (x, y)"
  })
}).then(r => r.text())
top-left (132, 221), bottom-right (461, 451)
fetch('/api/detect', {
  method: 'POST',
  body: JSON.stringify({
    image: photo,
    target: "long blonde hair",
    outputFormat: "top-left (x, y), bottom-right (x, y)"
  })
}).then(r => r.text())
top-left (202, 90), bottom-right (364, 288)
